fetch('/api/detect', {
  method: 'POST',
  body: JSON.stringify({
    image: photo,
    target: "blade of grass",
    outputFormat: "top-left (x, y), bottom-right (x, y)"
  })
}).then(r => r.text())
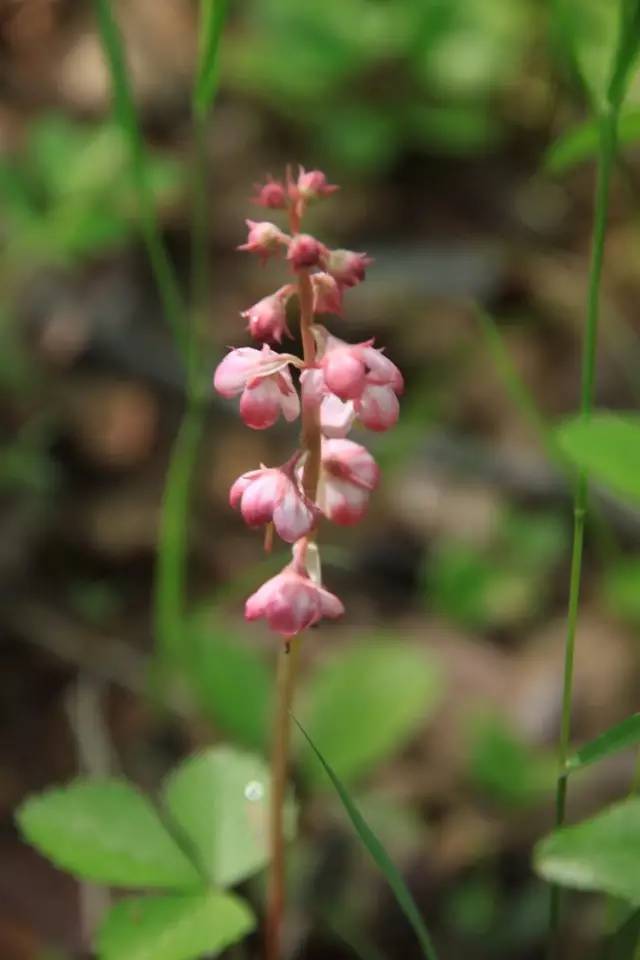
top-left (92, 0), bottom-right (186, 357)
top-left (565, 715), bottom-right (640, 774)
top-left (547, 2), bottom-right (640, 953)
top-left (154, 0), bottom-right (229, 681)
top-left (293, 716), bottom-right (439, 960)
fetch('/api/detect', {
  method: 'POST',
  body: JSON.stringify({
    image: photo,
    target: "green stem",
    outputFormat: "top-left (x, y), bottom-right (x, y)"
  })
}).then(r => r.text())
top-left (547, 103), bottom-right (618, 957)
top-left (92, 0), bottom-right (186, 358)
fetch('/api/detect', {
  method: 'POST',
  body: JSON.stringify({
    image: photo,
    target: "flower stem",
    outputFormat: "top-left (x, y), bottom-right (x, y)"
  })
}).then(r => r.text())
top-left (265, 636), bottom-right (300, 960)
top-left (547, 103), bottom-right (618, 957)
top-left (266, 219), bottom-right (321, 959)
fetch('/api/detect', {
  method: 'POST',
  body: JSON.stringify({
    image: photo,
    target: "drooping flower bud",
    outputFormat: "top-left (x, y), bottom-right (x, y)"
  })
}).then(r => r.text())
top-left (241, 286), bottom-right (294, 343)
top-left (238, 220), bottom-right (289, 263)
top-left (287, 233), bottom-right (325, 270)
top-left (323, 248), bottom-right (372, 288)
top-left (318, 438), bottom-right (379, 525)
top-left (245, 540), bottom-right (343, 637)
top-left (295, 167), bottom-right (339, 202)
top-left (311, 272), bottom-right (343, 315)
top-left (252, 176), bottom-right (287, 209)
top-left (213, 344), bottom-right (300, 430)
top-left (319, 332), bottom-right (404, 402)
top-left (230, 457), bottom-right (319, 543)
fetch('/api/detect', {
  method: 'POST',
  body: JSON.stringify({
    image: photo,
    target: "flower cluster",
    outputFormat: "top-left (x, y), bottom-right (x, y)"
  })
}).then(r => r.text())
top-left (213, 167), bottom-right (402, 639)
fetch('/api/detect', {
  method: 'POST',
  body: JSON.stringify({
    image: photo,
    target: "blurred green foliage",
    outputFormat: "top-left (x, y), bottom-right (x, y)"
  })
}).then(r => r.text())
top-left (468, 713), bottom-right (555, 808)
top-left (225, 0), bottom-right (533, 171)
top-left (0, 115), bottom-right (183, 268)
top-left (424, 508), bottom-right (565, 630)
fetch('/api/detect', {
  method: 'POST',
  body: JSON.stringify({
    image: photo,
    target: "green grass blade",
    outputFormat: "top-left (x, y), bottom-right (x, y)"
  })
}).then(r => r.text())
top-left (600, 906), bottom-right (640, 959)
top-left (194, 0), bottom-right (230, 118)
top-left (91, 0), bottom-right (186, 356)
top-left (566, 715), bottom-right (640, 774)
top-left (293, 716), bottom-right (439, 960)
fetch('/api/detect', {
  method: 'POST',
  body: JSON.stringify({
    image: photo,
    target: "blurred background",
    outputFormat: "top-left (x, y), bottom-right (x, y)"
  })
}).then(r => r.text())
top-left (2, 0), bottom-right (640, 957)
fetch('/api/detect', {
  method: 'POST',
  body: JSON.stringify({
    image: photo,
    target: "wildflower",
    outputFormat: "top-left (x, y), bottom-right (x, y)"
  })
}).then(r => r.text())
top-left (287, 233), bottom-right (325, 270)
top-left (230, 458), bottom-right (319, 543)
top-left (213, 345), bottom-right (300, 429)
top-left (295, 167), bottom-right (339, 202)
top-left (323, 248), bottom-right (372, 288)
top-left (318, 438), bottom-right (379, 524)
top-left (252, 176), bottom-right (287, 209)
top-left (311, 272), bottom-right (343, 315)
top-left (242, 286), bottom-right (294, 343)
top-left (238, 220), bottom-right (289, 263)
top-left (245, 541), bottom-right (343, 637)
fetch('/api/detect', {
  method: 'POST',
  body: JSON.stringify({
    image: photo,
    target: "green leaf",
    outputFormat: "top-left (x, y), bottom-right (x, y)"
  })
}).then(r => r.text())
top-left (535, 798), bottom-right (640, 903)
top-left (186, 613), bottom-right (271, 750)
top-left (294, 716), bottom-right (439, 960)
top-left (566, 714), bottom-right (640, 773)
top-left (17, 780), bottom-right (200, 889)
top-left (97, 891), bottom-right (253, 960)
top-left (603, 558), bottom-right (640, 625)
top-left (469, 714), bottom-right (554, 807)
top-left (545, 108), bottom-right (640, 174)
top-left (599, 906), bottom-right (640, 959)
top-left (163, 747), bottom-right (295, 888)
top-left (301, 642), bottom-right (441, 785)
top-left (554, 0), bottom-right (628, 108)
top-left (555, 413), bottom-right (640, 504)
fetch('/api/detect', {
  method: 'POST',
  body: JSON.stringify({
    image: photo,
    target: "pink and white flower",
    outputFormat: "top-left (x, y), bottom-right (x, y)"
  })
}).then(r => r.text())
top-left (238, 220), bottom-right (289, 263)
top-left (311, 272), bottom-right (343, 315)
top-left (230, 457), bottom-right (319, 543)
top-left (318, 439), bottom-right (379, 525)
top-left (322, 248), bottom-right (372, 288)
top-left (213, 344), bottom-right (300, 430)
top-left (242, 286), bottom-right (294, 343)
top-left (245, 541), bottom-right (344, 638)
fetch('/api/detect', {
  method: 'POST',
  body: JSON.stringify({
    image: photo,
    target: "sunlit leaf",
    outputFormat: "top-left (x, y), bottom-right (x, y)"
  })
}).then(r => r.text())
top-left (17, 780), bottom-right (200, 889)
top-left (535, 799), bottom-right (640, 903)
top-left (97, 892), bottom-right (253, 960)
top-left (163, 747), bottom-right (295, 888)
top-left (555, 413), bottom-right (640, 503)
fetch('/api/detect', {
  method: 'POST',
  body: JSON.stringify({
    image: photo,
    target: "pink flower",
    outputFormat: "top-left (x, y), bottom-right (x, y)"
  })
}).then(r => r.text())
top-left (295, 167), bottom-right (339, 202)
top-left (355, 383), bottom-right (400, 432)
top-left (311, 272), bottom-right (343, 315)
top-left (213, 344), bottom-right (300, 430)
top-left (319, 439), bottom-right (379, 525)
top-left (287, 233), bottom-right (325, 270)
top-left (320, 334), bottom-right (404, 402)
top-left (241, 286), bottom-right (294, 343)
top-left (238, 220), bottom-right (289, 263)
top-left (230, 458), bottom-right (319, 543)
top-left (323, 249), bottom-right (372, 288)
top-left (252, 176), bottom-right (287, 209)
top-left (301, 368), bottom-right (356, 439)
top-left (245, 542), bottom-right (344, 637)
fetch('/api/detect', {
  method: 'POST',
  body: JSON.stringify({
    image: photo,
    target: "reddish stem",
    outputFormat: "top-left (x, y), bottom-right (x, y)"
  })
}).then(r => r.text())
top-left (265, 194), bottom-right (321, 960)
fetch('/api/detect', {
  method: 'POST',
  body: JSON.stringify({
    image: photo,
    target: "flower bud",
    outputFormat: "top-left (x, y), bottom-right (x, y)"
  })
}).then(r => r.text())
top-left (311, 272), bottom-right (343, 315)
top-left (252, 177), bottom-right (287, 209)
top-left (238, 220), bottom-right (289, 263)
top-left (323, 248), bottom-right (372, 288)
top-left (242, 286), bottom-right (293, 343)
top-left (296, 167), bottom-right (339, 201)
top-left (230, 458), bottom-right (319, 543)
top-left (245, 543), bottom-right (343, 637)
top-left (287, 233), bottom-right (324, 270)
top-left (319, 438), bottom-right (379, 525)
top-left (213, 344), bottom-right (301, 430)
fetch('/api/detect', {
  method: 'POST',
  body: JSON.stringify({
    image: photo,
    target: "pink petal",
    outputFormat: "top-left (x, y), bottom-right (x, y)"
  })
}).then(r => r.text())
top-left (356, 384), bottom-right (399, 431)
top-left (272, 482), bottom-right (317, 542)
top-left (240, 379), bottom-right (281, 429)
top-left (240, 470), bottom-right (284, 526)
top-left (229, 470), bottom-right (260, 509)
top-left (322, 476), bottom-right (370, 525)
top-left (316, 584), bottom-right (345, 619)
top-left (213, 347), bottom-right (262, 397)
top-left (323, 348), bottom-right (366, 400)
